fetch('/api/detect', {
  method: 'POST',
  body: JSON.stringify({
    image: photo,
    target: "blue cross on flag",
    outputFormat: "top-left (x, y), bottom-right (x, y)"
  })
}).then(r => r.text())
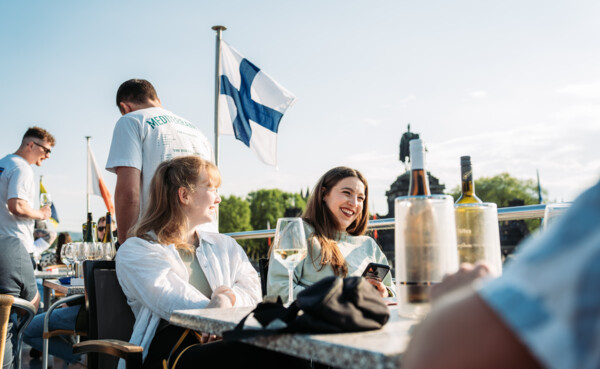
top-left (218, 41), bottom-right (296, 166)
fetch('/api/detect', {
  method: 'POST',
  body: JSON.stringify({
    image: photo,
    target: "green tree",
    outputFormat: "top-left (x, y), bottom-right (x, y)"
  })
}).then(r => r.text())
top-left (248, 189), bottom-right (288, 231)
top-left (448, 172), bottom-right (547, 231)
top-left (219, 195), bottom-right (252, 233)
top-left (245, 189), bottom-right (308, 260)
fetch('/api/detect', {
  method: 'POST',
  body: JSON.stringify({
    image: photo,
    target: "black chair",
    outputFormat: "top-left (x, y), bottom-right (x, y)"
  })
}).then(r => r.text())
top-left (73, 260), bottom-right (141, 369)
top-left (259, 258), bottom-right (269, 297)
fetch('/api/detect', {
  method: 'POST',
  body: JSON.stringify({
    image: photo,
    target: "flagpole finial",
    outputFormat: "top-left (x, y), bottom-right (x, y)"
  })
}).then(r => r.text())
top-left (212, 25), bottom-right (227, 32)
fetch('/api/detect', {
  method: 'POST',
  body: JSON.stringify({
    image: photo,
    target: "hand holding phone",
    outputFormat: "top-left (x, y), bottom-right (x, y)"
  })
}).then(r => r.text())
top-left (362, 262), bottom-right (390, 281)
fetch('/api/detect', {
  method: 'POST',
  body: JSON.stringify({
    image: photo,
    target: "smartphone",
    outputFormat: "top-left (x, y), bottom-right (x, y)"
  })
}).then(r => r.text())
top-left (361, 262), bottom-right (390, 281)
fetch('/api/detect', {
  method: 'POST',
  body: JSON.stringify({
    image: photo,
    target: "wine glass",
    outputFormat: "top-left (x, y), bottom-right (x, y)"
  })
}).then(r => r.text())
top-left (60, 243), bottom-right (75, 275)
top-left (271, 218), bottom-right (308, 305)
top-left (101, 242), bottom-right (116, 260)
top-left (543, 203), bottom-right (570, 230)
top-left (72, 242), bottom-right (87, 278)
top-left (40, 192), bottom-right (52, 207)
top-left (84, 242), bottom-right (103, 260)
top-left (39, 193), bottom-right (52, 224)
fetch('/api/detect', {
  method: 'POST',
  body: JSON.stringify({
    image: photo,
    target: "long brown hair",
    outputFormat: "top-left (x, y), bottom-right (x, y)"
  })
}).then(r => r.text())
top-left (131, 156), bottom-right (221, 253)
top-left (302, 166), bottom-right (369, 276)
top-left (55, 232), bottom-right (72, 263)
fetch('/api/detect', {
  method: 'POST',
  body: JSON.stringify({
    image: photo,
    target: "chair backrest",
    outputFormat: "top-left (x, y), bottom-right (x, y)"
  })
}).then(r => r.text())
top-left (1, 294), bottom-right (35, 369)
top-left (0, 294), bottom-right (15, 367)
top-left (83, 260), bottom-right (136, 369)
top-left (259, 258), bottom-right (269, 297)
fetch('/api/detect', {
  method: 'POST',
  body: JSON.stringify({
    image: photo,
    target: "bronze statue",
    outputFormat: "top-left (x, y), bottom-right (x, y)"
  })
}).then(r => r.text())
top-left (399, 124), bottom-right (420, 163)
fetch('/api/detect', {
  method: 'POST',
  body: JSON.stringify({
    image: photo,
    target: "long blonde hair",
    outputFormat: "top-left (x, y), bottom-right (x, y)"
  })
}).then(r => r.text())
top-left (302, 167), bottom-right (369, 276)
top-left (131, 156), bottom-right (221, 253)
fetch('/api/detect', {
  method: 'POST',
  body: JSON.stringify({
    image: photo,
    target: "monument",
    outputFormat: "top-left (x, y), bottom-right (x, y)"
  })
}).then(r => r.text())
top-left (373, 125), bottom-right (446, 260)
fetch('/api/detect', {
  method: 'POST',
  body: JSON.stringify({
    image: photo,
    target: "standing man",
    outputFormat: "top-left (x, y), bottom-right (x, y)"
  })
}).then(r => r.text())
top-left (0, 127), bottom-right (51, 369)
top-left (106, 79), bottom-right (214, 245)
top-left (0, 127), bottom-right (55, 253)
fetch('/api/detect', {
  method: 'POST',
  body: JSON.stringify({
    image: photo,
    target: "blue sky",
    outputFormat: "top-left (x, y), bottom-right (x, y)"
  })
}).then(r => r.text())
top-left (2, 1), bottom-right (599, 232)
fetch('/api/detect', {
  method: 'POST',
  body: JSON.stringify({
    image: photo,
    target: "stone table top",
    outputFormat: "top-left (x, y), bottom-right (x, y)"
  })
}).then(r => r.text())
top-left (170, 305), bottom-right (418, 369)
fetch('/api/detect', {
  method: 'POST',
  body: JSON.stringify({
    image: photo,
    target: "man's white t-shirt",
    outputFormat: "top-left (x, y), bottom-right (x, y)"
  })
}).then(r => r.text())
top-left (106, 107), bottom-right (217, 230)
top-left (0, 154), bottom-right (35, 252)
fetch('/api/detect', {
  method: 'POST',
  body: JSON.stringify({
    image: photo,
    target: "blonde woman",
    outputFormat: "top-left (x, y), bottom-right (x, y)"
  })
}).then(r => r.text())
top-left (116, 156), bottom-right (261, 368)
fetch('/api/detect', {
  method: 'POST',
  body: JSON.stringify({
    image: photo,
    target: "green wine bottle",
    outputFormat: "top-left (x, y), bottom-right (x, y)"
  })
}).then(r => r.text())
top-left (456, 156), bottom-right (482, 204)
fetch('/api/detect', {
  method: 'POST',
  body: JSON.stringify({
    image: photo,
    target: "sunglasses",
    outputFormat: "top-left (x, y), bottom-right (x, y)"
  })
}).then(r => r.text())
top-left (97, 226), bottom-right (106, 232)
top-left (32, 141), bottom-right (52, 155)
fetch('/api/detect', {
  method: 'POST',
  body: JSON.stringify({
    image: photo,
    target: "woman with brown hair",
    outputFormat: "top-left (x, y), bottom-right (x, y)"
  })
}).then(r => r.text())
top-left (266, 166), bottom-right (394, 304)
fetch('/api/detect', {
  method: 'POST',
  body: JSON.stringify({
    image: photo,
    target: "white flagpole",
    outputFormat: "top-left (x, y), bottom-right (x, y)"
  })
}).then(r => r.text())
top-left (212, 25), bottom-right (226, 168)
top-left (85, 136), bottom-right (91, 214)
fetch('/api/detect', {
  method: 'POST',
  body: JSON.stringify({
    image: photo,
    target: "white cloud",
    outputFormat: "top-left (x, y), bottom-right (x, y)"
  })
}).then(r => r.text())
top-left (556, 80), bottom-right (600, 99)
top-left (469, 90), bottom-right (487, 99)
top-left (363, 118), bottom-right (382, 127)
top-left (398, 94), bottom-right (416, 108)
top-left (552, 104), bottom-right (600, 129)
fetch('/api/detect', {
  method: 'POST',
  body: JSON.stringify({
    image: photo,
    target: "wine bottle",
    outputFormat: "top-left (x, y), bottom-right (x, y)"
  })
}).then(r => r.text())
top-left (102, 212), bottom-right (114, 244)
top-left (83, 212), bottom-right (95, 242)
top-left (405, 139), bottom-right (435, 303)
top-left (456, 156), bottom-right (482, 204)
top-left (408, 139), bottom-right (431, 196)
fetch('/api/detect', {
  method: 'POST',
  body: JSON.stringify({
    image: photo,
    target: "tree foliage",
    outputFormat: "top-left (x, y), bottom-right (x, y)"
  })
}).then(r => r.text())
top-left (243, 189), bottom-right (307, 260)
top-left (218, 195), bottom-right (252, 233)
top-left (448, 172), bottom-right (546, 207)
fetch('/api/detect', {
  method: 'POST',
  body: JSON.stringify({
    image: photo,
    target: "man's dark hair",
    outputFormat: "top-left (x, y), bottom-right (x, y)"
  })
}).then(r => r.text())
top-left (23, 126), bottom-right (55, 146)
top-left (116, 79), bottom-right (158, 106)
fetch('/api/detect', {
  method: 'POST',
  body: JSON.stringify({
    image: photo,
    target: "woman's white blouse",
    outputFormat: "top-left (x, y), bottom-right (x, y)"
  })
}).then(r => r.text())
top-left (115, 231), bottom-right (261, 366)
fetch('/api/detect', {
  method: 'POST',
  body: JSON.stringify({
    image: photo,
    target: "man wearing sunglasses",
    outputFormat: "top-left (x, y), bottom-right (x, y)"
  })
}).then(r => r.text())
top-left (0, 126), bottom-right (55, 254)
top-left (1, 126), bottom-right (54, 368)
top-left (96, 215), bottom-right (117, 241)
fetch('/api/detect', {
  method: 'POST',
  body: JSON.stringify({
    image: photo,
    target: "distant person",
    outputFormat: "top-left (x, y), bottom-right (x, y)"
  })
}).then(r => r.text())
top-left (0, 127), bottom-right (54, 254)
top-left (96, 215), bottom-right (116, 241)
top-left (33, 228), bottom-right (58, 270)
top-left (266, 166), bottom-right (394, 304)
top-left (55, 232), bottom-right (72, 265)
top-left (106, 79), bottom-right (214, 245)
top-left (36, 231), bottom-right (71, 268)
top-left (24, 230), bottom-right (85, 368)
top-left (402, 180), bottom-right (600, 369)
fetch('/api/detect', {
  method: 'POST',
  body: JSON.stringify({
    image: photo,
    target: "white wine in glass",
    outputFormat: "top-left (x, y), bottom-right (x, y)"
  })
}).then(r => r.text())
top-left (40, 193), bottom-right (52, 207)
top-left (40, 193), bottom-right (52, 224)
top-left (271, 218), bottom-right (308, 305)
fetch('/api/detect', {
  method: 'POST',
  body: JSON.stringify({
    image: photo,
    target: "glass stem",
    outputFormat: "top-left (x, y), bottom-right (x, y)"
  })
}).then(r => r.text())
top-left (288, 269), bottom-right (294, 304)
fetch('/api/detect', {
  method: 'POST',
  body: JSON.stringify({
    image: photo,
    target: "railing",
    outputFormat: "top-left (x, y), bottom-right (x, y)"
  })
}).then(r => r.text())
top-left (225, 204), bottom-right (547, 240)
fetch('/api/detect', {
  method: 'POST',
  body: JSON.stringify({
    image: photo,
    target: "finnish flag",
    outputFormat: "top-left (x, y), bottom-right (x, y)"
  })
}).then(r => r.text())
top-left (218, 41), bottom-right (296, 166)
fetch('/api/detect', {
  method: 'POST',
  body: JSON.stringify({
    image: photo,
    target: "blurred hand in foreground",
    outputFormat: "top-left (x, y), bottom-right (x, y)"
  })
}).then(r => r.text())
top-left (430, 262), bottom-right (496, 304)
